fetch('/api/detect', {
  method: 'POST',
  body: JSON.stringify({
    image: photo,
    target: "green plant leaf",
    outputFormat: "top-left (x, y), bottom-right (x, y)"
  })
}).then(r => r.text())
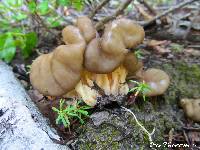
top-left (78, 110), bottom-right (88, 116)
top-left (67, 112), bottom-right (78, 117)
top-left (57, 0), bottom-right (70, 6)
top-left (21, 32), bottom-right (37, 58)
top-left (79, 105), bottom-right (92, 110)
top-left (128, 87), bottom-right (138, 93)
top-left (56, 115), bottom-right (62, 124)
top-left (47, 17), bottom-right (62, 28)
top-left (52, 107), bottom-right (60, 113)
top-left (13, 13), bottom-right (27, 21)
top-left (63, 116), bottom-right (70, 127)
top-left (129, 80), bottom-right (139, 84)
top-left (28, 0), bottom-right (37, 13)
top-left (0, 34), bottom-right (7, 50)
top-left (72, 0), bottom-right (83, 10)
top-left (5, 0), bottom-right (23, 7)
top-left (0, 33), bottom-right (16, 63)
top-left (38, 0), bottom-right (49, 15)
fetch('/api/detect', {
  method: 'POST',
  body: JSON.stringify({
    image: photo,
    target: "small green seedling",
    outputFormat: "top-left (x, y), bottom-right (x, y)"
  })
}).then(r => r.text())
top-left (52, 99), bottom-right (92, 128)
top-left (129, 80), bottom-right (151, 101)
top-left (134, 49), bottom-right (143, 59)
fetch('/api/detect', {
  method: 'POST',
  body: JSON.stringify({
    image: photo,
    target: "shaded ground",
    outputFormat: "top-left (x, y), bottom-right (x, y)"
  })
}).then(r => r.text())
top-left (72, 41), bottom-right (200, 149)
top-left (11, 30), bottom-right (200, 149)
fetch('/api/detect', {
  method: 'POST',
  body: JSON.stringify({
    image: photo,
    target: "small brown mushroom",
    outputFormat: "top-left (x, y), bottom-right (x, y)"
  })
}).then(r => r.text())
top-left (123, 52), bottom-right (143, 77)
top-left (84, 18), bottom-right (145, 74)
top-left (180, 98), bottom-right (200, 122)
top-left (142, 68), bottom-right (170, 96)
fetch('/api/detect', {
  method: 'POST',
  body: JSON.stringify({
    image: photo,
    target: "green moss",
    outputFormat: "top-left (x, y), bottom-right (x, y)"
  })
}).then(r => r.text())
top-left (162, 62), bottom-right (200, 104)
top-left (76, 60), bottom-right (200, 149)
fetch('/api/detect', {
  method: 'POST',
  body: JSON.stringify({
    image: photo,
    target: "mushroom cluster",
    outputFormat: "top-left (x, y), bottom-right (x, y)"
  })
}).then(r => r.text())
top-left (30, 16), bottom-right (170, 107)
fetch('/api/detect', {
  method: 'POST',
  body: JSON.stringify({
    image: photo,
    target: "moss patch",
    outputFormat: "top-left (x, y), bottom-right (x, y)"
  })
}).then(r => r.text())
top-left (75, 60), bottom-right (200, 149)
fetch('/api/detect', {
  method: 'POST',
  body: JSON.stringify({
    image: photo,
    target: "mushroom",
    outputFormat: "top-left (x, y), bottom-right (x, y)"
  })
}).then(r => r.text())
top-left (123, 52), bottom-right (143, 77)
top-left (76, 16), bottom-right (96, 43)
top-left (180, 98), bottom-right (200, 122)
top-left (30, 17), bottom-right (146, 107)
top-left (74, 65), bottom-right (129, 106)
top-left (30, 18), bottom-right (91, 96)
top-left (84, 18), bottom-right (145, 74)
top-left (75, 19), bottom-right (145, 106)
top-left (141, 68), bottom-right (170, 96)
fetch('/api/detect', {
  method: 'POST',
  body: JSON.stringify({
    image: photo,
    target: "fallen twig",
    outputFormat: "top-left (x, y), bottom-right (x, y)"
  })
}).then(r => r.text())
top-left (89, 0), bottom-right (111, 18)
top-left (142, 0), bottom-right (199, 27)
top-left (121, 106), bottom-right (155, 143)
top-left (138, 0), bottom-right (156, 15)
top-left (95, 0), bottom-right (133, 30)
top-left (183, 130), bottom-right (191, 147)
top-left (183, 127), bottom-right (200, 132)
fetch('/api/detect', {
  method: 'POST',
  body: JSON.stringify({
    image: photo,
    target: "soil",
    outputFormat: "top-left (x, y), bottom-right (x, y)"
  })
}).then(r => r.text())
top-left (11, 27), bottom-right (200, 149)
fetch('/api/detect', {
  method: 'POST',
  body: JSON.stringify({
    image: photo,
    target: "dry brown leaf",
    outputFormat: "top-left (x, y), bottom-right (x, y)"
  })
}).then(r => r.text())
top-left (154, 46), bottom-right (171, 54)
top-left (184, 48), bottom-right (200, 56)
top-left (147, 40), bottom-right (170, 47)
top-left (136, 5), bottom-right (153, 20)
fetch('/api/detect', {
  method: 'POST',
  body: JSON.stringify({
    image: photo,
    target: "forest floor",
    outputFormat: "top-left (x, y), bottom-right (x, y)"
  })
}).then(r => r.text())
top-left (7, 0), bottom-right (200, 149)
top-left (11, 32), bottom-right (200, 149)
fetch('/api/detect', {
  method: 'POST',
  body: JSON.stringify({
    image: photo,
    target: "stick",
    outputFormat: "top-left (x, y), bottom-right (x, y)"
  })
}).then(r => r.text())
top-left (89, 0), bottom-right (111, 18)
top-left (139, 0), bottom-right (156, 15)
top-left (142, 0), bottom-right (198, 27)
top-left (95, 0), bottom-right (133, 30)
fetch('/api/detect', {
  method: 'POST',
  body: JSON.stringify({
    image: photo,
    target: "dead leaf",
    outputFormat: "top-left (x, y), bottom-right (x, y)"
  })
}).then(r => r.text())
top-left (147, 40), bottom-right (170, 47)
top-left (154, 46), bottom-right (171, 54)
top-left (136, 5), bottom-right (153, 20)
top-left (184, 48), bottom-right (200, 56)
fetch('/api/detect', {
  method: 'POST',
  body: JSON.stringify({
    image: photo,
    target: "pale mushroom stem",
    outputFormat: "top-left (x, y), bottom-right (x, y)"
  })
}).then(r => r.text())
top-left (72, 65), bottom-right (129, 106)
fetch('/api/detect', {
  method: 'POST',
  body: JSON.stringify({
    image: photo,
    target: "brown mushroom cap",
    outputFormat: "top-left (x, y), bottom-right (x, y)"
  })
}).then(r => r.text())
top-left (30, 53), bottom-right (65, 96)
top-left (108, 18), bottom-right (145, 48)
top-left (84, 18), bottom-right (145, 74)
top-left (76, 16), bottom-right (96, 43)
top-left (30, 25), bottom-right (86, 96)
top-left (180, 98), bottom-right (200, 122)
top-left (62, 25), bottom-right (86, 44)
top-left (51, 44), bottom-right (85, 92)
top-left (142, 68), bottom-right (170, 96)
top-left (84, 38), bottom-right (126, 73)
top-left (123, 52), bottom-right (143, 77)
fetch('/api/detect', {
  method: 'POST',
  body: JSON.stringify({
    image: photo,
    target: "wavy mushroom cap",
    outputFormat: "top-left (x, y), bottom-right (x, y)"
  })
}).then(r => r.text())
top-left (109, 18), bottom-right (145, 48)
top-left (30, 53), bottom-right (65, 96)
top-left (84, 38), bottom-right (126, 73)
top-left (84, 19), bottom-right (145, 74)
top-left (30, 26), bottom-right (86, 96)
top-left (51, 44), bottom-right (85, 92)
top-left (142, 68), bottom-right (170, 96)
top-left (76, 16), bottom-right (96, 43)
top-left (62, 25), bottom-right (86, 44)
